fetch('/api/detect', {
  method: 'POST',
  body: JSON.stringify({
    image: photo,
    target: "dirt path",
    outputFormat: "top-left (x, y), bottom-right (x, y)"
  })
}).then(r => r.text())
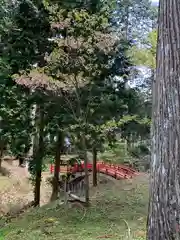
top-left (0, 160), bottom-right (52, 216)
top-left (0, 161), bottom-right (114, 214)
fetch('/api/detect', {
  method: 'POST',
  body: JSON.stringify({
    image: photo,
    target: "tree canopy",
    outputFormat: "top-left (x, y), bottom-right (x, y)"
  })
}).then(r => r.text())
top-left (0, 0), bottom-right (154, 205)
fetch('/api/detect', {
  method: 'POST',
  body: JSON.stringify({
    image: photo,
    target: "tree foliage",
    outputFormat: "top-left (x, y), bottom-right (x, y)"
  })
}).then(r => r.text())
top-left (129, 29), bottom-right (157, 69)
top-left (113, 0), bottom-right (157, 40)
top-left (0, 0), bottom-right (154, 205)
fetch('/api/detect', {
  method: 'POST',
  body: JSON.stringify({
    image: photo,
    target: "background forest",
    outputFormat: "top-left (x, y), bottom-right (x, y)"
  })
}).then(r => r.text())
top-left (0, 0), bottom-right (158, 239)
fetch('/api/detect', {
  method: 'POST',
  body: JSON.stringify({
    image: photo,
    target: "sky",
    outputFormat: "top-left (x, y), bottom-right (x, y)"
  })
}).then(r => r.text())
top-left (151, 0), bottom-right (159, 3)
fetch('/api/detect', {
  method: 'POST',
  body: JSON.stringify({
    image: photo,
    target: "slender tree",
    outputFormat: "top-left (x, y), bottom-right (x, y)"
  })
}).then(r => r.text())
top-left (33, 104), bottom-right (45, 206)
top-left (147, 1), bottom-right (180, 239)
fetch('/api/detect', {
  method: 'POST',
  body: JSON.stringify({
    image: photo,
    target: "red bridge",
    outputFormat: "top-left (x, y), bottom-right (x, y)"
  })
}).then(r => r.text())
top-left (50, 161), bottom-right (139, 180)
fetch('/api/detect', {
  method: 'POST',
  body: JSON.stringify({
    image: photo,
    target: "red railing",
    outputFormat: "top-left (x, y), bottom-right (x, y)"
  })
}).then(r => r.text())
top-left (50, 161), bottom-right (139, 180)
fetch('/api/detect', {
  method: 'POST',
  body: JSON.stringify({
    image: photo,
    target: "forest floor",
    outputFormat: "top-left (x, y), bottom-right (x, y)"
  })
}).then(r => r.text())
top-left (0, 160), bottom-right (149, 240)
top-left (0, 160), bottom-right (52, 216)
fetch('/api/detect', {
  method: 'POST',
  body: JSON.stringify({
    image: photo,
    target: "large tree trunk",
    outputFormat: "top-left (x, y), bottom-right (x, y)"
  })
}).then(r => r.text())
top-left (51, 130), bottom-right (63, 201)
top-left (34, 106), bottom-right (44, 207)
top-left (92, 147), bottom-right (97, 187)
top-left (147, 1), bottom-right (180, 239)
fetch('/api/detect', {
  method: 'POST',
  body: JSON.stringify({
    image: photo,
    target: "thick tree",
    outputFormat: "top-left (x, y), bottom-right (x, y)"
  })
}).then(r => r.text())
top-left (147, 1), bottom-right (180, 239)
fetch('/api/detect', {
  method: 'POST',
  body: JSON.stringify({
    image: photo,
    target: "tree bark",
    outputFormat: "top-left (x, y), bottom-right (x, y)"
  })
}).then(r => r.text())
top-left (92, 147), bottom-right (97, 187)
top-left (34, 105), bottom-right (44, 207)
top-left (51, 130), bottom-right (63, 201)
top-left (0, 143), bottom-right (3, 170)
top-left (147, 1), bottom-right (180, 239)
top-left (18, 156), bottom-right (24, 166)
top-left (81, 135), bottom-right (89, 205)
top-left (27, 102), bottom-right (37, 158)
top-left (0, 139), bottom-right (5, 170)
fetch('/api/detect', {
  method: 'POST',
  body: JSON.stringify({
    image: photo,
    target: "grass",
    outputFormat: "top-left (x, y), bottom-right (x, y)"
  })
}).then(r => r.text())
top-left (0, 174), bottom-right (149, 240)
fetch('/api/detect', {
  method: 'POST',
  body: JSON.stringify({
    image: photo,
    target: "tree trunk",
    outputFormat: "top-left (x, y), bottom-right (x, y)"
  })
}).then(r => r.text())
top-left (28, 103), bottom-right (37, 158)
top-left (147, 1), bottom-right (180, 239)
top-left (0, 139), bottom-right (5, 170)
top-left (19, 156), bottom-right (24, 166)
top-left (0, 143), bottom-right (3, 170)
top-left (92, 147), bottom-right (97, 187)
top-left (51, 130), bottom-right (63, 201)
top-left (81, 135), bottom-right (89, 205)
top-left (34, 106), bottom-right (44, 207)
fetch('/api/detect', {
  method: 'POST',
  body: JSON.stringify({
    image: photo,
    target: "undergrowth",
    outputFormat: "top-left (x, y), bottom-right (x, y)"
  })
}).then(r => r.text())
top-left (0, 174), bottom-right (149, 240)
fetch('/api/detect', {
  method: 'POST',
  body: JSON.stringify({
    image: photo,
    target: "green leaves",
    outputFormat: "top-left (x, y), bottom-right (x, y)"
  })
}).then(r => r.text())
top-left (101, 115), bottom-right (151, 139)
top-left (0, 79), bottom-right (32, 155)
top-left (128, 30), bottom-right (157, 69)
top-left (1, 0), bottom-right (53, 74)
